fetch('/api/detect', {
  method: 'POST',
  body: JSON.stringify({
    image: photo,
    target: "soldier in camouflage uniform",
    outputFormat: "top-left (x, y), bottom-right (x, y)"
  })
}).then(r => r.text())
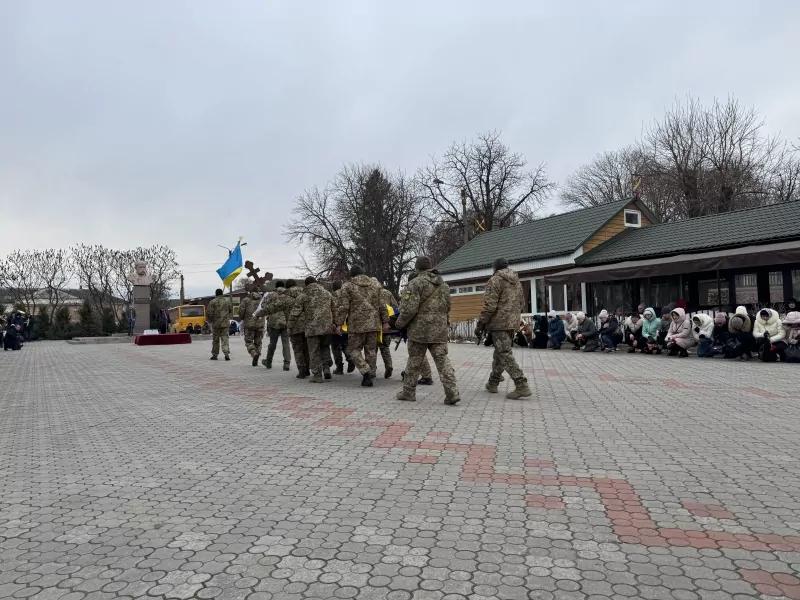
top-left (239, 282), bottom-right (266, 366)
top-left (291, 277), bottom-right (335, 383)
top-left (260, 281), bottom-right (291, 370)
top-left (476, 258), bottom-right (532, 399)
top-left (398, 271), bottom-right (433, 386)
top-left (207, 288), bottom-right (232, 360)
top-left (375, 279), bottom-right (397, 379)
top-left (395, 256), bottom-right (459, 405)
top-left (285, 279), bottom-right (310, 378)
top-left (329, 281), bottom-right (353, 375)
top-left (336, 265), bottom-right (388, 387)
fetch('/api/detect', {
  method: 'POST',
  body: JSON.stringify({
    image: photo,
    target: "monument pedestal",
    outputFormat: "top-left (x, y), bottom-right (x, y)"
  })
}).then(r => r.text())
top-left (132, 285), bottom-right (151, 335)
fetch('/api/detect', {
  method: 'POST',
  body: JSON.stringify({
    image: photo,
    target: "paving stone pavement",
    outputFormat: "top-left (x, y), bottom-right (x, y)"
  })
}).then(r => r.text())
top-left (1, 338), bottom-right (799, 600)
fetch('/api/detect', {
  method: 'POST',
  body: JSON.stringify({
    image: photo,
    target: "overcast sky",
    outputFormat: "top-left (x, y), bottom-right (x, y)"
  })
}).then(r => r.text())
top-left (2, 1), bottom-right (799, 297)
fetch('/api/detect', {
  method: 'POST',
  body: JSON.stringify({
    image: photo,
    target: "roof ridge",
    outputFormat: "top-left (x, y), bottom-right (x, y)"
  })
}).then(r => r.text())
top-left (629, 199), bottom-right (798, 231)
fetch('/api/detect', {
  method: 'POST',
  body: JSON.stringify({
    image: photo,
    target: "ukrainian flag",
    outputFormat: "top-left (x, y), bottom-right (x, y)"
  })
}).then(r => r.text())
top-left (216, 242), bottom-right (243, 288)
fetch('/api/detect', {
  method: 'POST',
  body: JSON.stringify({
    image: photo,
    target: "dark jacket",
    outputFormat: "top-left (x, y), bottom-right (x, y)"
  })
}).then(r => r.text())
top-left (548, 316), bottom-right (566, 345)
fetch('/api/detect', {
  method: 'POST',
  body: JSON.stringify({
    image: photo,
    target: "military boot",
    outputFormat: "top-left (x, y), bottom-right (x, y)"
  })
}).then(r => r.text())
top-left (262, 358), bottom-right (272, 368)
top-left (346, 361), bottom-right (355, 373)
top-left (384, 367), bottom-right (393, 379)
top-left (506, 377), bottom-right (532, 400)
top-left (334, 364), bottom-right (344, 375)
top-left (210, 355), bottom-right (218, 360)
top-left (418, 377), bottom-right (434, 385)
top-left (224, 355), bottom-right (230, 361)
top-left (296, 369), bottom-right (307, 379)
top-left (444, 394), bottom-right (461, 406)
top-left (485, 379), bottom-right (500, 393)
top-left (252, 353), bottom-right (260, 367)
top-left (323, 368), bottom-right (332, 380)
top-left (361, 373), bottom-right (373, 387)
top-left (395, 389), bottom-right (416, 402)
top-left (309, 372), bottom-right (324, 383)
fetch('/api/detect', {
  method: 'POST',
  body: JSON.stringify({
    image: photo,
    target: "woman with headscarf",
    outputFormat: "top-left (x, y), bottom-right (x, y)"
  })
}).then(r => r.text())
top-left (753, 308), bottom-right (786, 362)
top-left (665, 307), bottom-right (693, 357)
top-left (623, 311), bottom-right (644, 353)
top-left (711, 312), bottom-right (730, 354)
top-left (597, 309), bottom-right (622, 352)
top-left (571, 311), bottom-right (599, 352)
top-left (782, 311), bottom-right (800, 362)
top-left (691, 313), bottom-right (715, 357)
top-left (640, 307), bottom-right (661, 354)
top-left (727, 305), bottom-right (753, 360)
top-left (562, 312), bottom-right (578, 344)
top-left (547, 311), bottom-right (566, 349)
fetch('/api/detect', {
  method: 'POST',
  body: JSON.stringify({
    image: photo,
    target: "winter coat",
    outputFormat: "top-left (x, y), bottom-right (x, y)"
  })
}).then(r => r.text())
top-left (666, 308), bottom-right (692, 343)
top-left (599, 315), bottom-right (621, 337)
top-left (782, 311), bottom-right (800, 345)
top-left (395, 269), bottom-right (450, 344)
top-left (239, 292), bottom-right (265, 330)
top-left (290, 282), bottom-right (335, 338)
top-left (728, 306), bottom-right (752, 335)
top-left (753, 308), bottom-right (785, 343)
top-left (548, 316), bottom-right (566, 344)
top-left (576, 317), bottom-right (598, 340)
top-left (264, 289), bottom-right (289, 330)
top-left (563, 313), bottom-right (578, 336)
top-left (336, 274), bottom-right (387, 334)
top-left (691, 313), bottom-right (714, 342)
top-left (207, 295), bottom-right (232, 328)
top-left (712, 316), bottom-right (731, 346)
top-left (623, 316), bottom-right (642, 333)
top-left (641, 308), bottom-right (661, 340)
top-left (478, 267), bottom-right (524, 331)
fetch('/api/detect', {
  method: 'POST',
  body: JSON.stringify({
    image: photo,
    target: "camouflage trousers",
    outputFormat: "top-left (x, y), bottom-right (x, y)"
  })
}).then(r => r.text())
top-left (330, 334), bottom-right (350, 368)
top-left (403, 341), bottom-right (458, 401)
top-left (307, 335), bottom-right (333, 376)
top-left (244, 326), bottom-right (264, 357)
top-left (489, 330), bottom-right (524, 383)
top-left (347, 332), bottom-right (377, 376)
top-left (266, 327), bottom-right (291, 368)
top-left (290, 333), bottom-right (309, 372)
top-left (378, 334), bottom-right (392, 370)
top-left (211, 326), bottom-right (230, 357)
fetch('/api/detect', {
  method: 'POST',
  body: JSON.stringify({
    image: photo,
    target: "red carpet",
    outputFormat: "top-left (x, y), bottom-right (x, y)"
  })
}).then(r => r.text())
top-left (134, 333), bottom-right (192, 346)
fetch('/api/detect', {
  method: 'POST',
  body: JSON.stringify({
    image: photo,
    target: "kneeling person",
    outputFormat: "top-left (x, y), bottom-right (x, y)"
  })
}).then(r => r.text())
top-left (395, 257), bottom-right (460, 405)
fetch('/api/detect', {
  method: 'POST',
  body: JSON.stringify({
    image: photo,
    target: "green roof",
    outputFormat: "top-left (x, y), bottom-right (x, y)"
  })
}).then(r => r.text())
top-left (437, 199), bottom-right (634, 274)
top-left (577, 200), bottom-right (800, 266)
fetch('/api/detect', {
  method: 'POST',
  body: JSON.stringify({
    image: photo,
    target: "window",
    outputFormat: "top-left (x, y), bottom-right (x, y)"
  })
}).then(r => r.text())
top-left (769, 271), bottom-right (784, 303)
top-left (534, 279), bottom-right (546, 313)
top-left (549, 285), bottom-right (566, 312)
top-left (697, 278), bottom-right (729, 307)
top-left (520, 280), bottom-right (533, 313)
top-left (475, 285), bottom-right (486, 293)
top-left (793, 270), bottom-right (800, 298)
top-left (624, 209), bottom-right (642, 228)
top-left (735, 273), bottom-right (758, 304)
top-left (180, 306), bottom-right (205, 317)
top-left (649, 276), bottom-right (681, 309)
top-left (449, 288), bottom-right (458, 295)
top-left (567, 283), bottom-right (582, 312)
top-left (457, 286), bottom-right (474, 294)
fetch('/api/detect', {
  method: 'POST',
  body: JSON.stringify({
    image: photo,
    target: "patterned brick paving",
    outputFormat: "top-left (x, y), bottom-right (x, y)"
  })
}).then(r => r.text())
top-left (1, 338), bottom-right (799, 599)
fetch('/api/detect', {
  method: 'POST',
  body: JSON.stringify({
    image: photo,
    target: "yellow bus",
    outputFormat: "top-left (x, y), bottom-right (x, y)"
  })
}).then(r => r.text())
top-left (168, 305), bottom-right (206, 334)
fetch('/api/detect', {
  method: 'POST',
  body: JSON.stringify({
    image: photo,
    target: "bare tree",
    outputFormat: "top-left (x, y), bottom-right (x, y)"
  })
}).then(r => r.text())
top-left (34, 249), bottom-right (74, 322)
top-left (0, 250), bottom-right (43, 315)
top-left (562, 96), bottom-right (800, 221)
top-left (419, 130), bottom-right (554, 241)
top-left (286, 164), bottom-right (426, 294)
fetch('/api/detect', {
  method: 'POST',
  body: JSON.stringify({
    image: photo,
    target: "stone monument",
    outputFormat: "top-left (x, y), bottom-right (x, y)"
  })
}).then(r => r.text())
top-left (128, 261), bottom-right (152, 335)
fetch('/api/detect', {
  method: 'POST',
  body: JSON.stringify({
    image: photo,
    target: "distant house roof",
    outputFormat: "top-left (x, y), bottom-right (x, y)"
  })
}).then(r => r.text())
top-left (436, 199), bottom-right (642, 274)
top-left (576, 201), bottom-right (800, 266)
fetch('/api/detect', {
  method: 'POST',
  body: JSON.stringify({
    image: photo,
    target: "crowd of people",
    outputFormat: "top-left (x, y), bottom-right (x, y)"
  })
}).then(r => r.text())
top-left (1, 311), bottom-right (29, 351)
top-left (514, 299), bottom-right (800, 362)
top-left (205, 256), bottom-right (535, 403)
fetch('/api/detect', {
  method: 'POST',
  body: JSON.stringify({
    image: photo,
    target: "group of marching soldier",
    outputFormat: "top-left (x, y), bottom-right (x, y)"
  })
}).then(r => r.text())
top-left (206, 256), bottom-right (532, 404)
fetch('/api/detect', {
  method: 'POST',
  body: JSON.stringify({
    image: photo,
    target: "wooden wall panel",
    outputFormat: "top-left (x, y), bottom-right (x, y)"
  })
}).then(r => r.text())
top-left (450, 294), bottom-right (483, 322)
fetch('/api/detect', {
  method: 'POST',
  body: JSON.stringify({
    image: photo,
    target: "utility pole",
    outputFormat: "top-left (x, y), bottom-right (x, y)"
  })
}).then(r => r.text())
top-left (179, 274), bottom-right (185, 305)
top-left (461, 187), bottom-right (469, 246)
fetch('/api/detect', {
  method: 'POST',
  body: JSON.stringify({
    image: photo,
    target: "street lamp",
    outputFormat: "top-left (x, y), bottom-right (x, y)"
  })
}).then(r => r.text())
top-left (433, 179), bottom-right (470, 246)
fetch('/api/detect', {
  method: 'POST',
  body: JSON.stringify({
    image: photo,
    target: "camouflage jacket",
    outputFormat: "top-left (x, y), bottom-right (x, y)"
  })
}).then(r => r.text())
top-left (336, 274), bottom-right (388, 333)
top-left (207, 296), bottom-right (232, 328)
top-left (291, 282), bottom-right (335, 337)
top-left (264, 289), bottom-right (289, 330)
top-left (238, 292), bottom-right (265, 330)
top-left (478, 267), bottom-right (524, 331)
top-left (285, 287), bottom-right (306, 335)
top-left (395, 270), bottom-right (450, 343)
top-left (380, 287), bottom-right (398, 310)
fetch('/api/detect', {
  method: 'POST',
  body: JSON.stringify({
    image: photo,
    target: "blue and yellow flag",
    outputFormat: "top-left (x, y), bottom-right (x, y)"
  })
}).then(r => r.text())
top-left (216, 242), bottom-right (243, 288)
